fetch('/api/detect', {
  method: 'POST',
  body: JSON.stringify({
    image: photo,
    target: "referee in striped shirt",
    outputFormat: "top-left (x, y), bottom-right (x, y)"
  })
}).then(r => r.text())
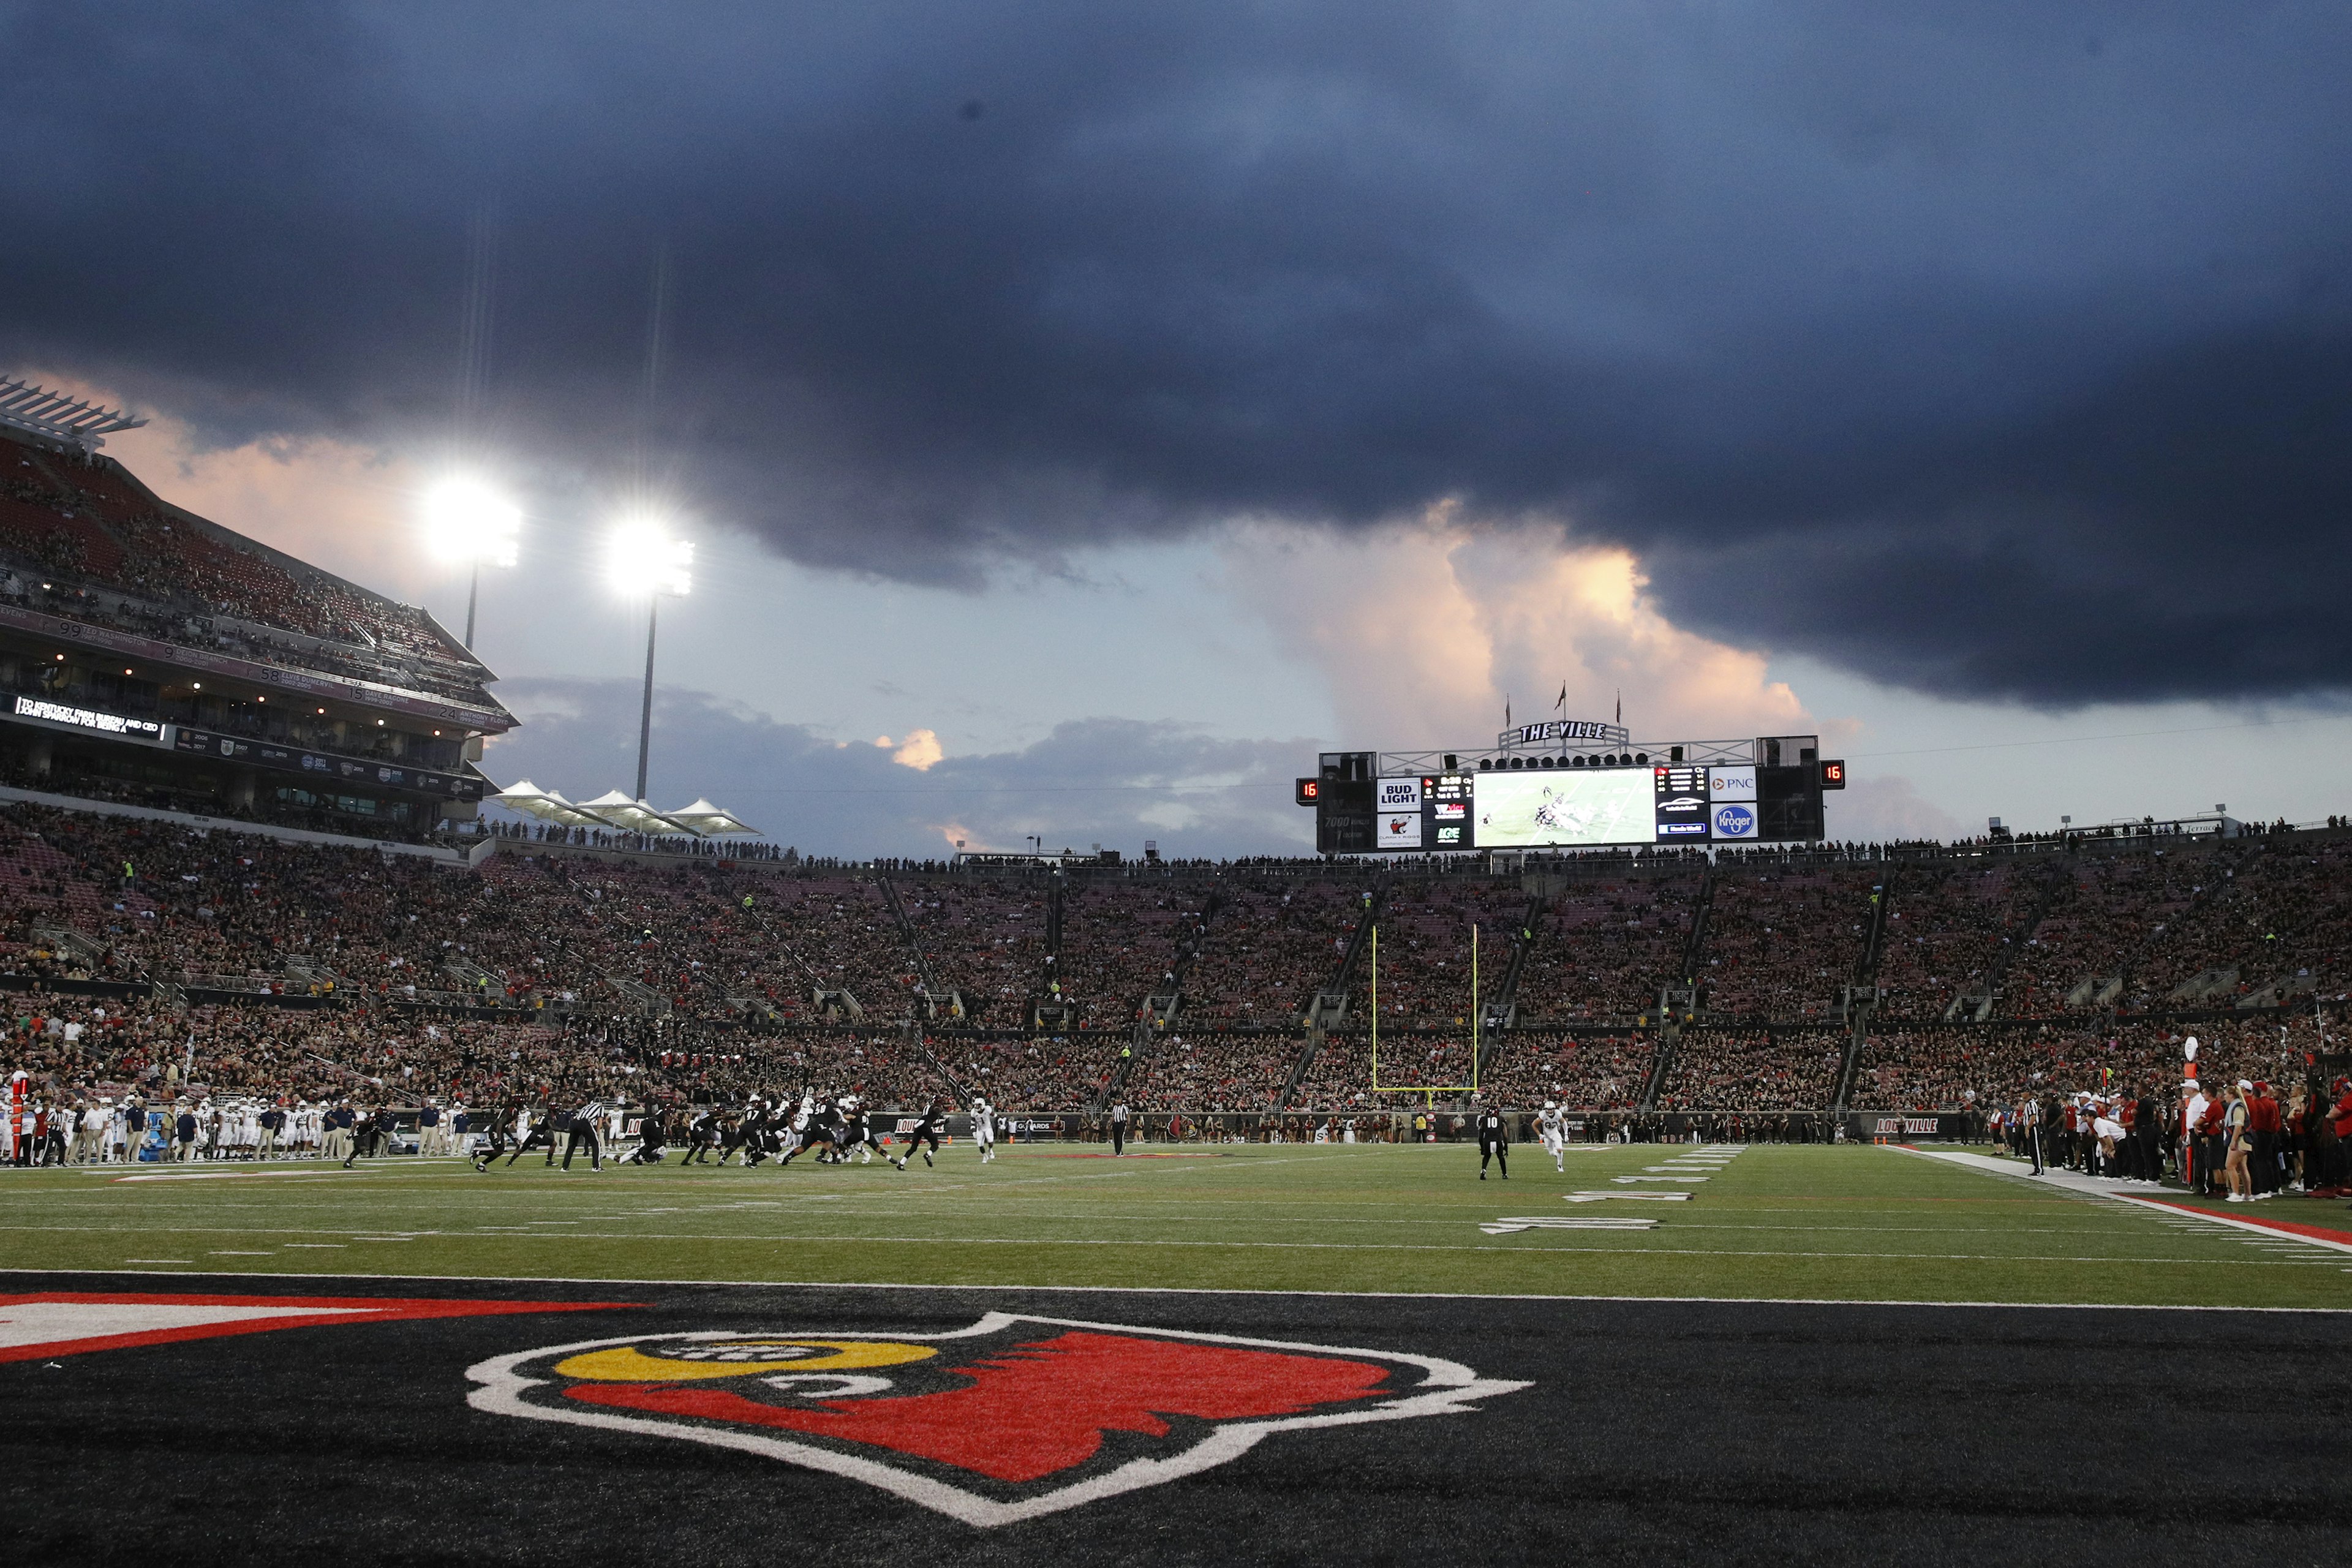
top-left (563, 1098), bottom-right (607, 1171)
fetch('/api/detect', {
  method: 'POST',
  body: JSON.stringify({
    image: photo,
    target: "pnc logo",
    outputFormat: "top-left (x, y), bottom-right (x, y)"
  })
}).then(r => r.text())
top-left (468, 1313), bottom-right (1527, 1526)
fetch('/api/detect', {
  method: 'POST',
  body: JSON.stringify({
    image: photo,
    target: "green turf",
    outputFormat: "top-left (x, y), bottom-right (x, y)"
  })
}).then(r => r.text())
top-left (5, 1143), bottom-right (2348, 1308)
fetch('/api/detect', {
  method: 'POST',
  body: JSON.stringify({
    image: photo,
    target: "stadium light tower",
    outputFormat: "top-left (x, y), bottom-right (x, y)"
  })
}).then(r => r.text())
top-left (421, 478), bottom-right (522, 649)
top-left (606, 514), bottom-right (694, 803)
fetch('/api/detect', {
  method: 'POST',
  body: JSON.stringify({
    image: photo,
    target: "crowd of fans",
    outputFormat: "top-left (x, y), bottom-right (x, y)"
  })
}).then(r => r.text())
top-left (1476, 1029), bottom-right (1657, 1109)
top-left (1514, 873), bottom-right (1697, 1021)
top-left (1656, 1028), bottom-right (1849, 1112)
top-left (1700, 870), bottom-right (1876, 1020)
top-left (3, 439), bottom-right (491, 707)
top-left (10, 796), bottom-right (2352, 1123)
top-left (1053, 883), bottom-right (1202, 1030)
top-left (1291, 1031), bottom-right (1477, 1111)
top-left (901, 883), bottom-right (1047, 1024)
top-left (1991, 842), bottom-right (2352, 1017)
top-left (1348, 882), bottom-right (1529, 1024)
top-left (470, 818), bottom-right (795, 860)
top-left (1175, 879), bottom-right (1361, 1026)
top-left (1854, 1014), bottom-right (2328, 1115)
top-left (1125, 1031), bottom-right (1302, 1112)
top-left (1872, 862), bottom-right (2040, 1018)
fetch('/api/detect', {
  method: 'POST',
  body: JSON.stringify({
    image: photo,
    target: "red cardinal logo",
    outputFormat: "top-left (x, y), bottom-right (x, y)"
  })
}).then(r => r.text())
top-left (469, 1311), bottom-right (1527, 1525)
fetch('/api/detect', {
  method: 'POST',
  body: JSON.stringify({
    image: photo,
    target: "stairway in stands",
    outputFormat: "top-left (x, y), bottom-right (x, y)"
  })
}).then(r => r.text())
top-left (1640, 866), bottom-right (1716, 1109)
top-left (1281, 877), bottom-right (1389, 1108)
top-left (878, 878), bottom-right (958, 1020)
top-left (1473, 891), bottom-right (1547, 1079)
top-left (1104, 892), bottom-right (1227, 1106)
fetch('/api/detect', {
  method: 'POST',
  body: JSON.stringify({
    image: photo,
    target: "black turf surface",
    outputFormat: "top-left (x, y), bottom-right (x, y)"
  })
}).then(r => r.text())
top-left (6, 1270), bottom-right (2348, 1566)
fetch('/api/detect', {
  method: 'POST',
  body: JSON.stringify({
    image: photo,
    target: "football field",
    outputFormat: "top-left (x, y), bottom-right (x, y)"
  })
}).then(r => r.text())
top-left (9, 1142), bottom-right (2352, 1562)
top-left (7, 1140), bottom-right (2349, 1308)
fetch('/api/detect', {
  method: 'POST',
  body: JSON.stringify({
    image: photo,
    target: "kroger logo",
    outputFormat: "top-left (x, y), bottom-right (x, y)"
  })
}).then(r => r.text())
top-left (1714, 804), bottom-right (1755, 835)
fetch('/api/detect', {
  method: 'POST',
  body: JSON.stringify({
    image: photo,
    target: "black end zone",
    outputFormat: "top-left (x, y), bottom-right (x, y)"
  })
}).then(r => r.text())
top-left (5, 1272), bottom-right (2345, 1564)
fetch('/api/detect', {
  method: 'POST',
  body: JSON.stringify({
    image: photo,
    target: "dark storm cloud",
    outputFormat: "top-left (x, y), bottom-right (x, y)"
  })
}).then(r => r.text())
top-left (486, 679), bottom-right (1311, 858)
top-left (4, 3), bottom-right (2350, 704)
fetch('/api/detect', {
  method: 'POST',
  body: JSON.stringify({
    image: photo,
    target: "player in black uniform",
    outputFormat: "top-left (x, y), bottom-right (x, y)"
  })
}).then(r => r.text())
top-left (340, 1106), bottom-right (372, 1168)
top-left (734, 1100), bottom-right (773, 1167)
top-left (471, 1102), bottom-right (521, 1172)
top-left (626, 1106), bottom-right (669, 1165)
top-left (893, 1100), bottom-right (946, 1169)
top-left (714, 1107), bottom-right (749, 1167)
top-left (780, 1097), bottom-right (839, 1166)
top-left (840, 1098), bottom-right (884, 1164)
top-left (682, 1108), bottom-right (723, 1164)
top-left (1476, 1104), bottom-right (1509, 1180)
top-left (507, 1106), bottom-right (565, 1167)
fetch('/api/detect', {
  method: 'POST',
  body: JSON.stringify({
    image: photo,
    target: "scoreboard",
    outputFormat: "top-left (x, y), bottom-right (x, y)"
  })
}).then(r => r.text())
top-left (1307, 736), bottom-right (1839, 853)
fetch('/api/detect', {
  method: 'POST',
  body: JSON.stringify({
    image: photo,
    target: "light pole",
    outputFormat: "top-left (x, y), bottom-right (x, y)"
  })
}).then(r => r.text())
top-left (421, 478), bottom-right (521, 649)
top-left (606, 516), bottom-right (693, 802)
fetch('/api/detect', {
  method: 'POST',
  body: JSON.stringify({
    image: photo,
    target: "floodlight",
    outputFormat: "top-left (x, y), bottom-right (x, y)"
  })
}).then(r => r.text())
top-left (608, 513), bottom-right (695, 801)
top-left (606, 515), bottom-right (693, 599)
top-left (421, 478), bottom-right (521, 568)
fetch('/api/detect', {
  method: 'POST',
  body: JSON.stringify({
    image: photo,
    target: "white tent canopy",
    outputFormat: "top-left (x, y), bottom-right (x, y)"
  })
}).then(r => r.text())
top-left (572, 790), bottom-right (694, 835)
top-left (489, 782), bottom-right (761, 839)
top-left (491, 780), bottom-right (608, 829)
top-left (664, 797), bottom-right (761, 836)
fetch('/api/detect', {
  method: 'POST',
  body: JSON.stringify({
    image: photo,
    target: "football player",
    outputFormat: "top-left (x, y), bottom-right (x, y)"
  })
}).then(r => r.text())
top-left (971, 1096), bottom-right (997, 1163)
top-left (840, 1096), bottom-right (884, 1164)
top-left (893, 1099), bottom-right (946, 1169)
top-left (780, 1095), bottom-right (840, 1166)
top-left (1537, 1099), bottom-right (1567, 1172)
top-left (1476, 1102), bottom-right (1509, 1180)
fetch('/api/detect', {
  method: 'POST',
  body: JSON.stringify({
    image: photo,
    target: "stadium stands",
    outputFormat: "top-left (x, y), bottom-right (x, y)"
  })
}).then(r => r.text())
top-left (1349, 880), bottom-right (1527, 1025)
top-left (10, 795), bottom-right (2352, 1125)
top-left (1175, 878), bottom-right (1359, 1026)
top-left (1700, 867), bottom-right (1877, 1020)
top-left (1, 440), bottom-right (488, 700)
top-left (1513, 871), bottom-right (1697, 1021)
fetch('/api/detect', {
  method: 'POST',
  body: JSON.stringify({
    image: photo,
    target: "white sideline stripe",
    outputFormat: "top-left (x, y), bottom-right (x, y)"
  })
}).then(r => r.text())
top-left (1612, 1175), bottom-right (1708, 1183)
top-left (1481, 1218), bottom-right (1659, 1234)
top-left (2106, 1197), bottom-right (2352, 1257)
top-left (1891, 1144), bottom-right (2352, 1258)
top-left (7, 1265), bottom-right (2344, 1313)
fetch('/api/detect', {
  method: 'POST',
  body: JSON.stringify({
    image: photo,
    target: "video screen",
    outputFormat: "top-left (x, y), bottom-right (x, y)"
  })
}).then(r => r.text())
top-left (1473, 769), bottom-right (1653, 847)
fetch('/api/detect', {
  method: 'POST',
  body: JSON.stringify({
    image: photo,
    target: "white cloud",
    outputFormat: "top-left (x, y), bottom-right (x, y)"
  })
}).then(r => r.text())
top-left (1219, 506), bottom-right (1811, 753)
top-left (877, 729), bottom-right (944, 771)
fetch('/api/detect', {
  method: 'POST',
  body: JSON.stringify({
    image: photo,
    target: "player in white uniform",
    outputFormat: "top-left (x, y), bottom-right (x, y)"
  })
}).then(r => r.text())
top-left (971, 1096), bottom-right (997, 1163)
top-left (1537, 1100), bottom-right (1567, 1172)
